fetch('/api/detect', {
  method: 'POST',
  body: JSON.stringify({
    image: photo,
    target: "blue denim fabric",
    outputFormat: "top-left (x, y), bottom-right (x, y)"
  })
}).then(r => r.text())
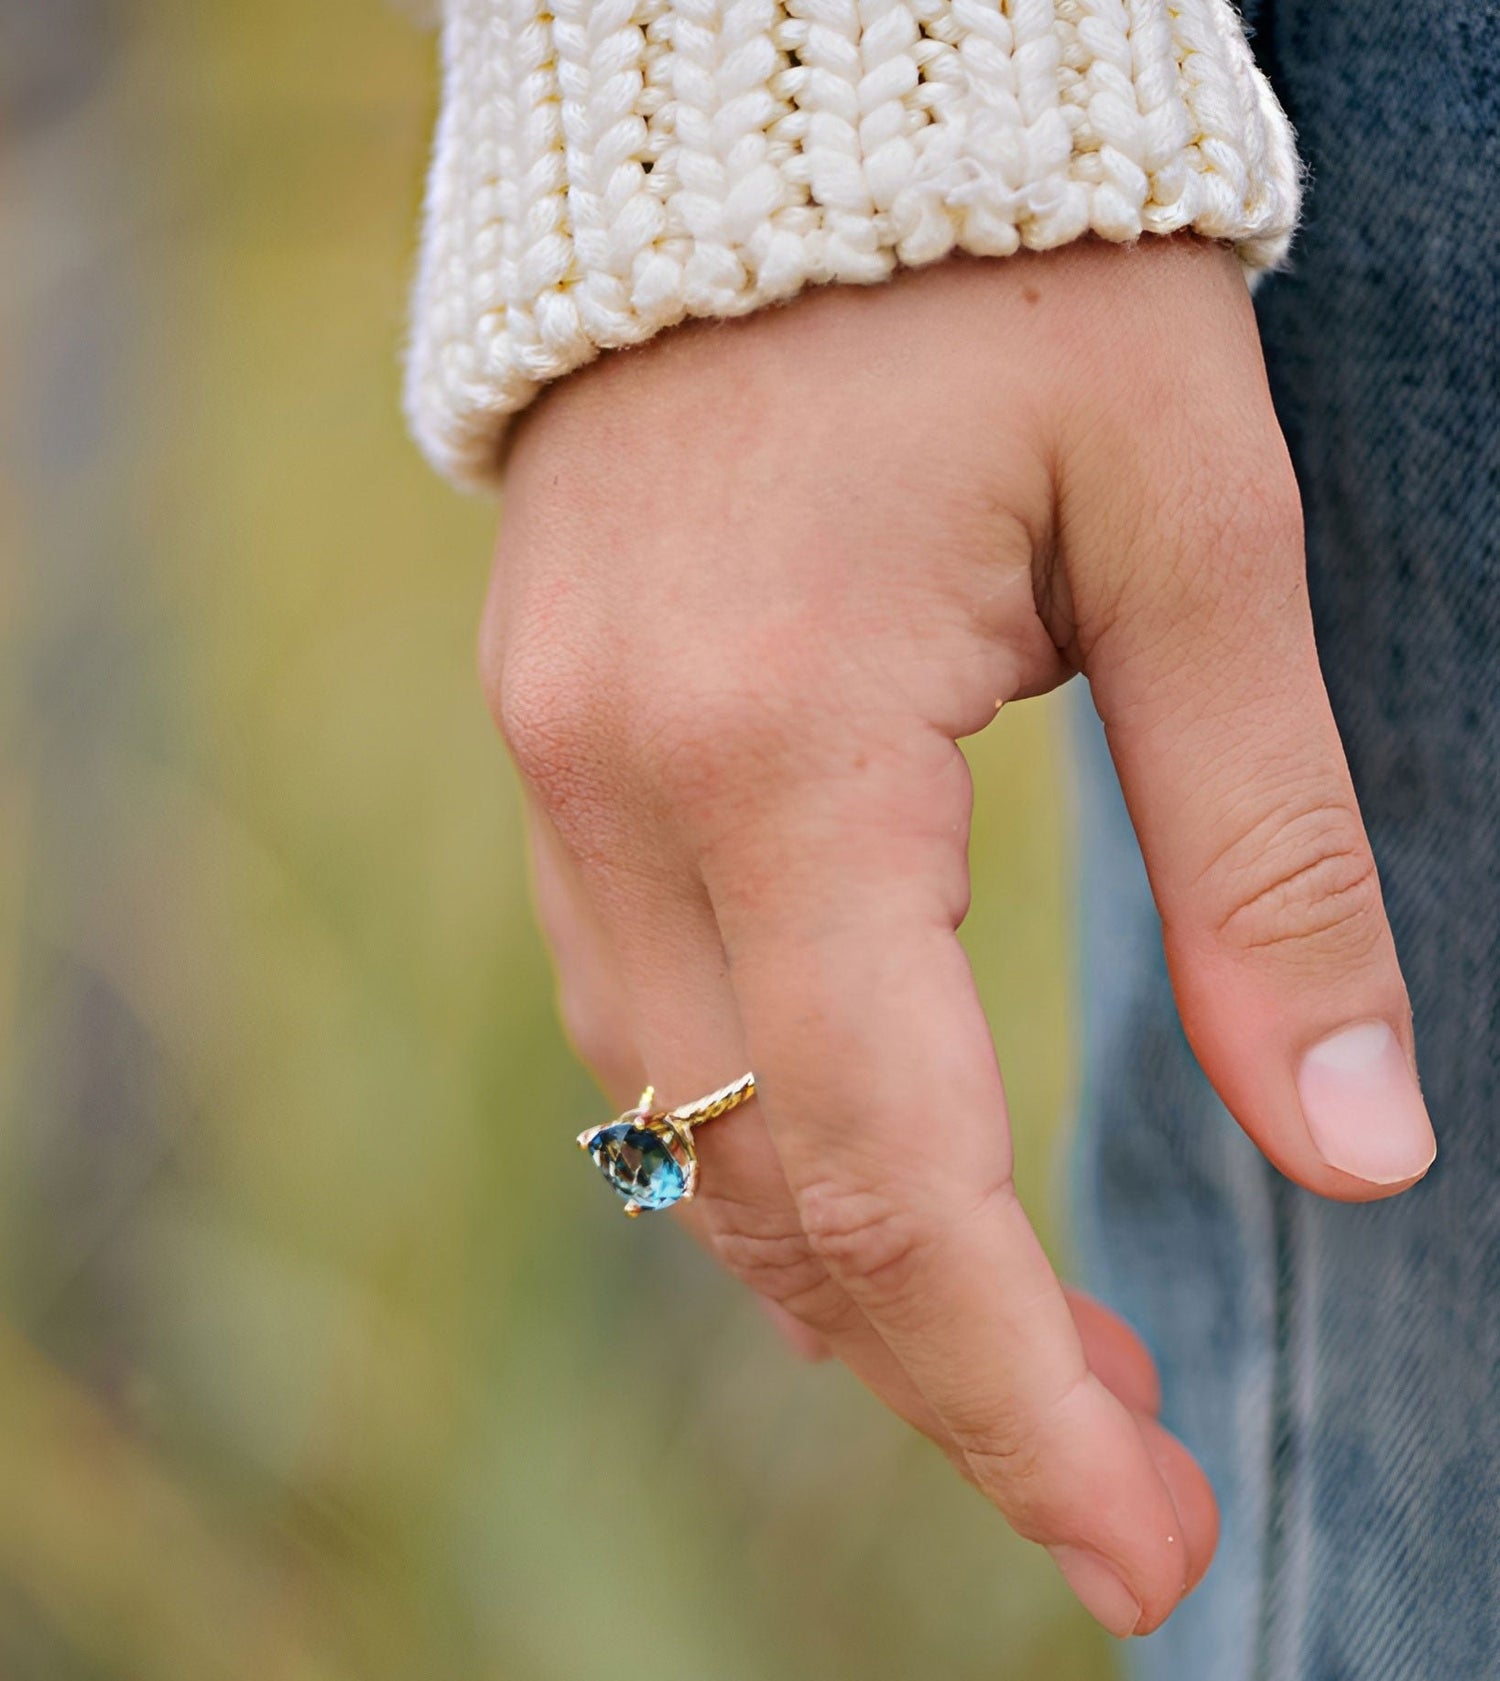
top-left (1070, 4), bottom-right (1500, 1677)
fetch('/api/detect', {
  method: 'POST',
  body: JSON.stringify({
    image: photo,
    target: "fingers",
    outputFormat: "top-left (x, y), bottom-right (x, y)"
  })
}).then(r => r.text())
top-left (1059, 344), bottom-right (1435, 1201)
top-left (1137, 1419), bottom-right (1219, 1598)
top-left (525, 805), bottom-right (647, 1106)
top-left (769, 1290), bottom-right (1157, 1408)
top-left (698, 736), bottom-right (1213, 1635)
top-left (528, 782), bottom-right (1208, 1631)
top-left (530, 796), bottom-right (1179, 1516)
top-left (529, 799), bottom-right (965, 1450)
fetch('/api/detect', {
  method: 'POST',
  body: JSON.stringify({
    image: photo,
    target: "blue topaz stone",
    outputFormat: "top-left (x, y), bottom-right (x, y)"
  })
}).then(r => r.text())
top-left (580, 1118), bottom-right (695, 1215)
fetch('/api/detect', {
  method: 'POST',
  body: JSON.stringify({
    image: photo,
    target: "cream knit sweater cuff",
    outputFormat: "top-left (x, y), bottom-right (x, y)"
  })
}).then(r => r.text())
top-left (408, 0), bottom-right (1301, 487)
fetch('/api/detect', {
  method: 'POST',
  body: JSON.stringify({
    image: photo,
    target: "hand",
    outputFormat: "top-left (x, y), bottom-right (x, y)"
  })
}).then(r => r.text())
top-left (482, 236), bottom-right (1435, 1636)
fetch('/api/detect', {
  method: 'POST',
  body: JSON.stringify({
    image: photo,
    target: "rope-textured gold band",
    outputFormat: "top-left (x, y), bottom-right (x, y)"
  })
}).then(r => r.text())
top-left (665, 1073), bottom-right (756, 1131)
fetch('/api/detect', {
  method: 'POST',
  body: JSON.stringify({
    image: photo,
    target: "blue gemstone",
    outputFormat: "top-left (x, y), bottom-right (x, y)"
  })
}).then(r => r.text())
top-left (586, 1122), bottom-right (687, 1211)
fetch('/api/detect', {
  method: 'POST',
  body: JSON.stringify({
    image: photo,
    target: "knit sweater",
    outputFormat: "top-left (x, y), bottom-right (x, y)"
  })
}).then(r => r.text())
top-left (407, 0), bottom-right (1301, 487)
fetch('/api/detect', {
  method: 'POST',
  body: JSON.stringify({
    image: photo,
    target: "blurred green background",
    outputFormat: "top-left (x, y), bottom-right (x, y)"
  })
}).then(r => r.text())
top-left (1, 2), bottom-right (1113, 1676)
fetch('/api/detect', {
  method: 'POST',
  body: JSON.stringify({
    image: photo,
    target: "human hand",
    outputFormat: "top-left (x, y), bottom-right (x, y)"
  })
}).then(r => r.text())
top-left (483, 236), bottom-right (1435, 1636)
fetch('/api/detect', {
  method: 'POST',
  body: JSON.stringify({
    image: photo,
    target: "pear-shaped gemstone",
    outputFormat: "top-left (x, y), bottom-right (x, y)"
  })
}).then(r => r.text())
top-left (585, 1122), bottom-right (687, 1211)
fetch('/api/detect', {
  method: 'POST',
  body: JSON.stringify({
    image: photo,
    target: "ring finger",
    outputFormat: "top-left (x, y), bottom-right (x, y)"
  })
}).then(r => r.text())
top-left (528, 802), bottom-right (1173, 1461)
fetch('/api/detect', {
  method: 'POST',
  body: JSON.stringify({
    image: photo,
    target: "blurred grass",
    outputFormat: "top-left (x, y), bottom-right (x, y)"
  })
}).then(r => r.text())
top-left (1, 0), bottom-right (1113, 1676)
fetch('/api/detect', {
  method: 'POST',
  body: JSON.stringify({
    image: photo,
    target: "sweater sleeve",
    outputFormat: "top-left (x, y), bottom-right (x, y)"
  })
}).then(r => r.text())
top-left (407, 0), bottom-right (1300, 488)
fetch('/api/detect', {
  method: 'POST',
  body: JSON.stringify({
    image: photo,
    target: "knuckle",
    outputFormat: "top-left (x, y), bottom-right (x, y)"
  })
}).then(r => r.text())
top-left (796, 1180), bottom-right (935, 1310)
top-left (705, 1200), bottom-right (853, 1327)
top-left (710, 1223), bottom-right (818, 1301)
top-left (488, 646), bottom-right (624, 839)
top-left (1207, 797), bottom-right (1385, 959)
top-left (498, 649), bottom-right (792, 835)
top-left (954, 1426), bottom-right (1051, 1534)
top-left (490, 653), bottom-right (590, 784)
top-left (947, 1370), bottom-right (1089, 1540)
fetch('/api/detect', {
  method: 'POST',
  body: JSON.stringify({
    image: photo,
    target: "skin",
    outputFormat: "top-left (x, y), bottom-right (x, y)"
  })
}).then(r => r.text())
top-left (481, 236), bottom-right (1431, 1637)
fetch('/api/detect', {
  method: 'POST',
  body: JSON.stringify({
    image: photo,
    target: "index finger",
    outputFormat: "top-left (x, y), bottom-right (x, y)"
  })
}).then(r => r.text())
top-left (698, 731), bottom-right (1207, 1637)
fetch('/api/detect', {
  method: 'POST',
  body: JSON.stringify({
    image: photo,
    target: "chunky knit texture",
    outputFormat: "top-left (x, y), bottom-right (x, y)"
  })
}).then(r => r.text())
top-left (409, 0), bottom-right (1301, 486)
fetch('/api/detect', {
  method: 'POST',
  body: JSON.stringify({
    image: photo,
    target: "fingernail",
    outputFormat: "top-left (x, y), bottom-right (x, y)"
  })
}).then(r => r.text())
top-left (1297, 1022), bottom-right (1436, 1185)
top-left (1048, 1546), bottom-right (1142, 1638)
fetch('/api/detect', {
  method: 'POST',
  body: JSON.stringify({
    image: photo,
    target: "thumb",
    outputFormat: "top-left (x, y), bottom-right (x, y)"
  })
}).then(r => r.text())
top-left (1075, 460), bottom-right (1435, 1201)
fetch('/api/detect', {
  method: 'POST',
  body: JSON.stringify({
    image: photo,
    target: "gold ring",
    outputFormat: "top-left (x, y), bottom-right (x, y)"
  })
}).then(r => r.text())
top-left (577, 1074), bottom-right (756, 1217)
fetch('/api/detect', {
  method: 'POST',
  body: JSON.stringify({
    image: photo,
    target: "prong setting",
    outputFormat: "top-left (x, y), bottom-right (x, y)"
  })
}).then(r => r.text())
top-left (576, 1075), bottom-right (754, 1216)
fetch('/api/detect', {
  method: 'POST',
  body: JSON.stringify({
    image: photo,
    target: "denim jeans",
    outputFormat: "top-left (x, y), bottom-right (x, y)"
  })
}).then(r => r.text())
top-left (1070, 3), bottom-right (1500, 1677)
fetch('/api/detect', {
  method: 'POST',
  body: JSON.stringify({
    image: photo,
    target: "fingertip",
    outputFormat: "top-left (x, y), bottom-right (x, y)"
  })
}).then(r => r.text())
top-left (1296, 1020), bottom-right (1437, 1190)
top-left (1170, 971), bottom-right (1437, 1207)
top-left (1136, 1416), bottom-right (1220, 1601)
top-left (1031, 1377), bottom-right (1198, 1638)
top-left (1048, 1544), bottom-right (1143, 1640)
